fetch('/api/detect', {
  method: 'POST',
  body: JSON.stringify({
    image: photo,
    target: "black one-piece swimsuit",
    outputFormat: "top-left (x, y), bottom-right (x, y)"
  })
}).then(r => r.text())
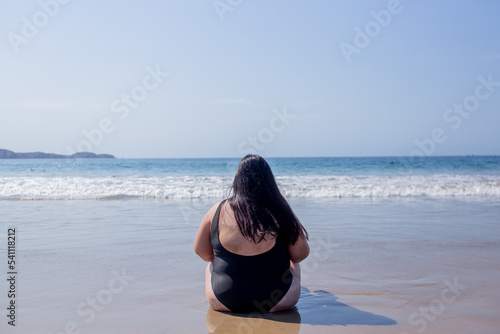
top-left (210, 200), bottom-right (292, 313)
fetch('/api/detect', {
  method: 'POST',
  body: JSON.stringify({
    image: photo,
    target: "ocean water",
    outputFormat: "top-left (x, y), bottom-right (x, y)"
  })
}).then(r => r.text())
top-left (1, 157), bottom-right (500, 333)
top-left (0, 156), bottom-right (499, 200)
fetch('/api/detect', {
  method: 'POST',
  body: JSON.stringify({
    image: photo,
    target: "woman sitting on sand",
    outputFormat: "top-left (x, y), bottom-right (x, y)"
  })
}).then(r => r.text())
top-left (194, 155), bottom-right (310, 313)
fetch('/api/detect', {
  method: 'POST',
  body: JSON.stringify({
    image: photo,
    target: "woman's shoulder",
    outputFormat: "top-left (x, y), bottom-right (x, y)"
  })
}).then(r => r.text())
top-left (204, 200), bottom-right (227, 221)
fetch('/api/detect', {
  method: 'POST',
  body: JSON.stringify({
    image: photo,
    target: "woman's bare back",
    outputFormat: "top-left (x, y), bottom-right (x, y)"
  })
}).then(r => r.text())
top-left (217, 201), bottom-right (277, 256)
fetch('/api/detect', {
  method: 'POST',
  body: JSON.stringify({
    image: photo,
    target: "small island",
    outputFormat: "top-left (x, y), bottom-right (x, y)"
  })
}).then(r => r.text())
top-left (0, 149), bottom-right (115, 159)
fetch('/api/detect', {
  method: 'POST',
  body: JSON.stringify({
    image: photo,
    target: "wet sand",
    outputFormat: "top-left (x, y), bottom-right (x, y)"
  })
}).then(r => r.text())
top-left (1, 197), bottom-right (499, 333)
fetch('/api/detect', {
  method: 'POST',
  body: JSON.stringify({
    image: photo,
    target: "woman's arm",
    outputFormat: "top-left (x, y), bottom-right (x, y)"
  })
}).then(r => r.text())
top-left (193, 202), bottom-right (220, 262)
top-left (288, 235), bottom-right (310, 263)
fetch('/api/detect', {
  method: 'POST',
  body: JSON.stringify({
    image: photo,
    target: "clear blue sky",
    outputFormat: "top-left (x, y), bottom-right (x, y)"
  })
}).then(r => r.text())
top-left (1, 0), bottom-right (499, 158)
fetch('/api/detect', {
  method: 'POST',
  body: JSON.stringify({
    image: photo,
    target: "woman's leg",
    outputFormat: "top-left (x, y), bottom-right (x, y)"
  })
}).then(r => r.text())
top-left (205, 262), bottom-right (231, 312)
top-left (269, 262), bottom-right (301, 312)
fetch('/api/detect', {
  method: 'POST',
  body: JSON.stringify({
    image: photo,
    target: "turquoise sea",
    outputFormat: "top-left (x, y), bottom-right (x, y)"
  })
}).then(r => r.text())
top-left (1, 156), bottom-right (499, 199)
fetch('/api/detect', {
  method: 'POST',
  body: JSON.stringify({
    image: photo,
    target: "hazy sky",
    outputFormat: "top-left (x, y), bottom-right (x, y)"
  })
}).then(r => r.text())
top-left (1, 0), bottom-right (499, 158)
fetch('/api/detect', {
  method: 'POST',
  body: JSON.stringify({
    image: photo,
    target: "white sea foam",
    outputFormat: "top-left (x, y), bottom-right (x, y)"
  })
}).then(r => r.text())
top-left (0, 174), bottom-right (499, 200)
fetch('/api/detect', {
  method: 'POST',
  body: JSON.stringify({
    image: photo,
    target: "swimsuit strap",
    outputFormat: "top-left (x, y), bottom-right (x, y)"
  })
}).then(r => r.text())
top-left (210, 199), bottom-right (226, 247)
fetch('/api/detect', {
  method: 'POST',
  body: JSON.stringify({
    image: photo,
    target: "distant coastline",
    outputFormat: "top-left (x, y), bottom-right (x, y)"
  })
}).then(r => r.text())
top-left (0, 149), bottom-right (115, 159)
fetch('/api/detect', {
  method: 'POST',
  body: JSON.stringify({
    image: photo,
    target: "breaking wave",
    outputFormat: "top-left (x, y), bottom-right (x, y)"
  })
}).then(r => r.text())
top-left (1, 174), bottom-right (499, 200)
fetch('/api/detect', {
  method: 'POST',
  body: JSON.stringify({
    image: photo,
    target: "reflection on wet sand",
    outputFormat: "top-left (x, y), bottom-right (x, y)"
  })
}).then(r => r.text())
top-left (206, 307), bottom-right (301, 334)
top-left (206, 287), bottom-right (396, 333)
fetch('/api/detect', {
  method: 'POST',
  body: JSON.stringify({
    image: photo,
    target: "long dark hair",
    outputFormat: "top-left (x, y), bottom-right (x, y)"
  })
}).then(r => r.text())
top-left (228, 155), bottom-right (308, 244)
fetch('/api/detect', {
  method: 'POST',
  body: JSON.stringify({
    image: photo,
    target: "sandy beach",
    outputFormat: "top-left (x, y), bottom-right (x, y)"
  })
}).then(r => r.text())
top-left (0, 197), bottom-right (499, 333)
